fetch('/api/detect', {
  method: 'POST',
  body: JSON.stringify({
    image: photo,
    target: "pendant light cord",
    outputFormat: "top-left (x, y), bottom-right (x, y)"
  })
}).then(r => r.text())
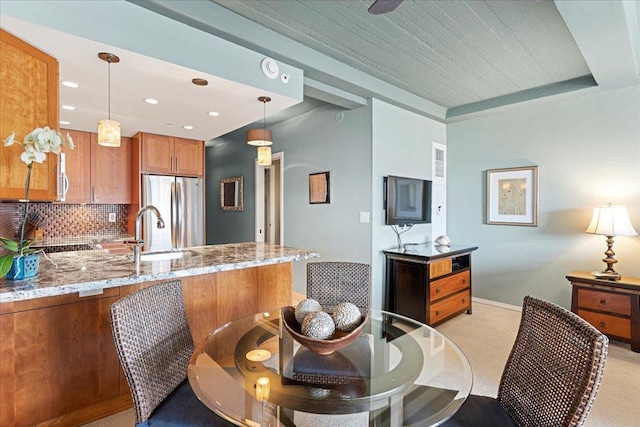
top-left (107, 58), bottom-right (111, 120)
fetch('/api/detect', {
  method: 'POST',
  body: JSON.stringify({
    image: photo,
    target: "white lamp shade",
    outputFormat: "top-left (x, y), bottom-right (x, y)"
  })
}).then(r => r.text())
top-left (257, 146), bottom-right (272, 166)
top-left (586, 205), bottom-right (638, 236)
top-left (247, 128), bottom-right (272, 146)
top-left (97, 119), bottom-right (121, 147)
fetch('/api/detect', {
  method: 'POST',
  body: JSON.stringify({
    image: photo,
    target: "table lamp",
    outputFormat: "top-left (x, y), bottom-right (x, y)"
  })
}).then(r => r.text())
top-left (586, 203), bottom-right (637, 280)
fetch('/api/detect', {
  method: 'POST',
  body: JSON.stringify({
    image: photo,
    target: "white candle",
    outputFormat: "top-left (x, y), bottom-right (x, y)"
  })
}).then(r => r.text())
top-left (255, 376), bottom-right (270, 402)
top-left (245, 349), bottom-right (271, 362)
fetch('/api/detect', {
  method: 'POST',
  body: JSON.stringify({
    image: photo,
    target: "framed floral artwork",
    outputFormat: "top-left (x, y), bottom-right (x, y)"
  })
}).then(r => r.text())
top-left (309, 171), bottom-right (330, 204)
top-left (486, 166), bottom-right (538, 226)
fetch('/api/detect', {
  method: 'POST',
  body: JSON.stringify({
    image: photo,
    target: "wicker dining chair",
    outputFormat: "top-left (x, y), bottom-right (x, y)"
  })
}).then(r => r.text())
top-left (110, 280), bottom-right (234, 426)
top-left (306, 261), bottom-right (371, 312)
top-left (442, 295), bottom-right (609, 427)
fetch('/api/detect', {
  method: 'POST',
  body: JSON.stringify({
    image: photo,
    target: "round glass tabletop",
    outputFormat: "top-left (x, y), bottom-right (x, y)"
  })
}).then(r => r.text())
top-left (189, 308), bottom-right (472, 427)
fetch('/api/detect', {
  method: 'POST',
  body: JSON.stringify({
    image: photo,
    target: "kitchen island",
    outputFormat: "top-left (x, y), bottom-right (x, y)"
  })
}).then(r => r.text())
top-left (0, 242), bottom-right (319, 427)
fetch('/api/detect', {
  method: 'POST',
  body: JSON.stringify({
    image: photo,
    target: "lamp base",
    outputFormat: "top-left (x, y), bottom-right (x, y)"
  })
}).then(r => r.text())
top-left (591, 270), bottom-right (621, 281)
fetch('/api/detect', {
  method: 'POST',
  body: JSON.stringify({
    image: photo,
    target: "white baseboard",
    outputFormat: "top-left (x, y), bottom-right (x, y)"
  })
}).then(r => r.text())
top-left (472, 297), bottom-right (522, 312)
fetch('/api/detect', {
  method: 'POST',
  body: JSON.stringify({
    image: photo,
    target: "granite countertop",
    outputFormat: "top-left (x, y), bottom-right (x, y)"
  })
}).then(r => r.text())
top-left (0, 243), bottom-right (320, 303)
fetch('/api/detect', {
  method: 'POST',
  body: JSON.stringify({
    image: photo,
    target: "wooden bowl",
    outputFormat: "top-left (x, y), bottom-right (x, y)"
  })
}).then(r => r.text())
top-left (281, 306), bottom-right (367, 355)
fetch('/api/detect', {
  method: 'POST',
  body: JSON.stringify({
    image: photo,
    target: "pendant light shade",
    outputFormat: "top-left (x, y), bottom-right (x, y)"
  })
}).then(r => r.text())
top-left (248, 96), bottom-right (272, 165)
top-left (247, 128), bottom-right (272, 146)
top-left (98, 52), bottom-right (121, 147)
top-left (257, 146), bottom-right (272, 166)
top-left (97, 119), bottom-right (121, 147)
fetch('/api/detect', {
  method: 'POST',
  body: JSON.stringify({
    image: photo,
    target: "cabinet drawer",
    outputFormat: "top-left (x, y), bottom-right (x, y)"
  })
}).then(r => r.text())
top-left (429, 259), bottom-right (452, 279)
top-left (577, 289), bottom-right (631, 315)
top-left (430, 290), bottom-right (470, 325)
top-left (578, 310), bottom-right (631, 339)
top-left (430, 271), bottom-right (470, 301)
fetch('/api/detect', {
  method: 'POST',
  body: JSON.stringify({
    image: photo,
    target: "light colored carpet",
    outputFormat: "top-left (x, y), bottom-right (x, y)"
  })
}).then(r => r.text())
top-left (84, 299), bottom-right (640, 426)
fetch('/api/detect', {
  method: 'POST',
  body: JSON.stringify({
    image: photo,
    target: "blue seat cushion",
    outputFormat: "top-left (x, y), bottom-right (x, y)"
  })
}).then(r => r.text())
top-left (137, 379), bottom-right (235, 427)
top-left (441, 395), bottom-right (517, 427)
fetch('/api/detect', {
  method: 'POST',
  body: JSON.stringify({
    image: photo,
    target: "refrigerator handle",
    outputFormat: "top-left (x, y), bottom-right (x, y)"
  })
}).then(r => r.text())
top-left (171, 181), bottom-right (177, 249)
top-left (176, 182), bottom-right (183, 248)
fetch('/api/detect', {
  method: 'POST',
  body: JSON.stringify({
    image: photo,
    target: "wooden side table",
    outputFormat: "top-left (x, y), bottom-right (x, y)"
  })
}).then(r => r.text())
top-left (566, 271), bottom-right (640, 352)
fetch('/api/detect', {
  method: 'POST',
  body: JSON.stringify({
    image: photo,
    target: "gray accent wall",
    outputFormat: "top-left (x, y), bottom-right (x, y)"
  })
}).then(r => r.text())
top-left (207, 104), bottom-right (373, 292)
top-left (447, 86), bottom-right (640, 308)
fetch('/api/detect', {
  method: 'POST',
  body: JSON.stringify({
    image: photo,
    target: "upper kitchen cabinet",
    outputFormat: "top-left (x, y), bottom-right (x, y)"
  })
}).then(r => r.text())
top-left (134, 132), bottom-right (204, 177)
top-left (0, 29), bottom-right (59, 201)
top-left (60, 129), bottom-right (131, 204)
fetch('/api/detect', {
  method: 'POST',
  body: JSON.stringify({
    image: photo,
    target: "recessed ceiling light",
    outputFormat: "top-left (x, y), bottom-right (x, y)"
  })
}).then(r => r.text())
top-left (192, 78), bottom-right (208, 86)
top-left (59, 120), bottom-right (71, 125)
top-left (144, 98), bottom-right (159, 104)
top-left (183, 125), bottom-right (194, 130)
top-left (61, 105), bottom-right (75, 110)
top-left (208, 111), bottom-right (220, 117)
top-left (62, 81), bottom-right (79, 88)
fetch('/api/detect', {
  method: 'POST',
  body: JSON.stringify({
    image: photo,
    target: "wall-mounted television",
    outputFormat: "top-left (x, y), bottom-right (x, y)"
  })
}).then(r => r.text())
top-left (384, 175), bottom-right (432, 226)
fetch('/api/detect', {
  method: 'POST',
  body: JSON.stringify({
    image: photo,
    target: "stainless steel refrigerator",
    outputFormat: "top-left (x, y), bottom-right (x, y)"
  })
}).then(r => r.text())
top-left (141, 174), bottom-right (204, 252)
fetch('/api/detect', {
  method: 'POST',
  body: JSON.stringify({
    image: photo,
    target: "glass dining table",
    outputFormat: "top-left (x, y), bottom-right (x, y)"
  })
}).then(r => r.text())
top-left (188, 307), bottom-right (472, 427)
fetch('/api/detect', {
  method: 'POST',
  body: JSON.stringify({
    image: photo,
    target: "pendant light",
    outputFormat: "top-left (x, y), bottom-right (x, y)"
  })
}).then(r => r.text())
top-left (97, 52), bottom-right (121, 147)
top-left (247, 96), bottom-right (272, 165)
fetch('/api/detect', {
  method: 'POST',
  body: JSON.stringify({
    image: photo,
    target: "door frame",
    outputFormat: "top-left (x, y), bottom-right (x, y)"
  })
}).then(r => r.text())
top-left (255, 151), bottom-right (284, 244)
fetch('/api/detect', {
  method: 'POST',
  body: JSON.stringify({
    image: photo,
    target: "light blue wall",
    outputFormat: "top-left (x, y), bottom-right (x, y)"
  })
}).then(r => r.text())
top-left (371, 99), bottom-right (447, 309)
top-left (447, 86), bottom-right (640, 308)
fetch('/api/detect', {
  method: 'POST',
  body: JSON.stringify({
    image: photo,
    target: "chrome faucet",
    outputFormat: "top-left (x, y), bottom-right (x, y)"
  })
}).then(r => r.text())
top-left (125, 205), bottom-right (165, 263)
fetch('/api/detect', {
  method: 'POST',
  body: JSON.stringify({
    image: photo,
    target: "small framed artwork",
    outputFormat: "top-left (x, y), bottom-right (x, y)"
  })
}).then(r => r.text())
top-left (486, 166), bottom-right (538, 226)
top-left (309, 171), bottom-right (330, 204)
top-left (220, 176), bottom-right (243, 211)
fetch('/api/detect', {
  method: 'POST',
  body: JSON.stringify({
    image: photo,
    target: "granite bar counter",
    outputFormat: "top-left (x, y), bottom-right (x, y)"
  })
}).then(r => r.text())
top-left (0, 242), bottom-right (319, 427)
top-left (0, 242), bottom-right (319, 302)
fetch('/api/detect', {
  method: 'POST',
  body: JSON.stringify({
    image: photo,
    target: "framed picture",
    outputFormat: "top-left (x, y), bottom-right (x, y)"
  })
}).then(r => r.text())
top-left (220, 176), bottom-right (243, 211)
top-left (486, 166), bottom-right (538, 226)
top-left (309, 171), bottom-right (330, 204)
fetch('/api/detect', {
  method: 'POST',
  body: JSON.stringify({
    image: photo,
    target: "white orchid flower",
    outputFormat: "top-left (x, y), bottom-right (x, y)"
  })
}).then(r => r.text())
top-left (3, 131), bottom-right (15, 147)
top-left (20, 145), bottom-right (46, 164)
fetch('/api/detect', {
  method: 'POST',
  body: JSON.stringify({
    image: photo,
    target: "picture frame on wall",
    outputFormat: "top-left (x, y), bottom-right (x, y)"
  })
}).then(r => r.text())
top-left (309, 171), bottom-right (330, 204)
top-left (486, 166), bottom-right (538, 226)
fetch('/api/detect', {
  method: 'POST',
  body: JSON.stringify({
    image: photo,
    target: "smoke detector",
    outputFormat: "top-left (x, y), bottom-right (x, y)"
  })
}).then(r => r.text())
top-left (261, 57), bottom-right (279, 79)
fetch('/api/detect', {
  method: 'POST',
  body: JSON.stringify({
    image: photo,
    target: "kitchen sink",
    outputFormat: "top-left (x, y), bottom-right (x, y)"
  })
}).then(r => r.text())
top-left (139, 250), bottom-right (187, 262)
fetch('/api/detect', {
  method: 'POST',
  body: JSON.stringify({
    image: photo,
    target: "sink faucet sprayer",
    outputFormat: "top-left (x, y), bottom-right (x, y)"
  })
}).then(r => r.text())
top-left (125, 205), bottom-right (165, 263)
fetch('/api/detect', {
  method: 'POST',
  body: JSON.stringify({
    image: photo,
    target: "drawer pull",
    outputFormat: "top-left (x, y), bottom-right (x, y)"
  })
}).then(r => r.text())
top-left (462, 279), bottom-right (466, 284)
top-left (599, 321), bottom-right (606, 328)
top-left (435, 288), bottom-right (440, 294)
top-left (462, 298), bottom-right (466, 304)
top-left (599, 300), bottom-right (606, 305)
top-left (435, 310), bottom-right (440, 316)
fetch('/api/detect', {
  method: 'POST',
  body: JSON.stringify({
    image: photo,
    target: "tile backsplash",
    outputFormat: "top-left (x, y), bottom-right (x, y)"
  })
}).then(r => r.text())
top-left (0, 203), bottom-right (129, 251)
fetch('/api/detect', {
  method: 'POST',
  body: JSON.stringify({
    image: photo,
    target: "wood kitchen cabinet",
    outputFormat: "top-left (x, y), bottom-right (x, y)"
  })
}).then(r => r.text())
top-left (134, 132), bottom-right (204, 177)
top-left (567, 271), bottom-right (640, 352)
top-left (0, 29), bottom-right (59, 201)
top-left (60, 129), bottom-right (131, 204)
top-left (383, 244), bottom-right (478, 326)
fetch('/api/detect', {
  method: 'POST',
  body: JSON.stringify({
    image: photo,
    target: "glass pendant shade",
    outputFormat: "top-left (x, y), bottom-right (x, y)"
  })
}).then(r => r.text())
top-left (257, 146), bottom-right (272, 166)
top-left (247, 129), bottom-right (273, 146)
top-left (97, 119), bottom-right (121, 147)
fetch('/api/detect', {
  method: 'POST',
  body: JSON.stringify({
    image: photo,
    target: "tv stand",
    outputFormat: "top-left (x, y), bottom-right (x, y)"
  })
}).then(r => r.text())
top-left (383, 244), bottom-right (478, 326)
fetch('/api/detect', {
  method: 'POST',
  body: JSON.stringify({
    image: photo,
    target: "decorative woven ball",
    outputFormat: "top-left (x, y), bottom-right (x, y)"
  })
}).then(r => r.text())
top-left (301, 311), bottom-right (335, 340)
top-left (332, 302), bottom-right (362, 332)
top-left (295, 298), bottom-right (322, 324)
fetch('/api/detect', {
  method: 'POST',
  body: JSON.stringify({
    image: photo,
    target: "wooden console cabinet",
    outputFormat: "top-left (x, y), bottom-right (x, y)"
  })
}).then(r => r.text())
top-left (383, 245), bottom-right (477, 326)
top-left (567, 271), bottom-right (640, 352)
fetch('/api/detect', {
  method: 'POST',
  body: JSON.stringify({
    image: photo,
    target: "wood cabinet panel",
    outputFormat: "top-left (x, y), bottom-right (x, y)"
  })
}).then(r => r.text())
top-left (174, 137), bottom-right (204, 176)
top-left (0, 29), bottom-right (59, 201)
top-left (430, 270), bottom-right (470, 301)
top-left (578, 309), bottom-right (631, 339)
top-left (90, 133), bottom-right (132, 203)
top-left (430, 290), bottom-right (470, 325)
top-left (139, 132), bottom-right (173, 174)
top-left (429, 259), bottom-right (452, 279)
top-left (258, 262), bottom-right (293, 310)
top-left (61, 129), bottom-right (91, 203)
top-left (577, 288), bottom-right (631, 315)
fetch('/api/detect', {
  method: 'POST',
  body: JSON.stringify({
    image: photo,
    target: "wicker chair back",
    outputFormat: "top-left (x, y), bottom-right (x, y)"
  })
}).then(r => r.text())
top-left (498, 295), bottom-right (609, 427)
top-left (306, 261), bottom-right (371, 313)
top-left (110, 280), bottom-right (194, 424)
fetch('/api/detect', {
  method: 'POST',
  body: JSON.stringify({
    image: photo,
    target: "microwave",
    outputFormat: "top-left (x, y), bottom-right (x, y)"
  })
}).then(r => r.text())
top-left (57, 152), bottom-right (69, 201)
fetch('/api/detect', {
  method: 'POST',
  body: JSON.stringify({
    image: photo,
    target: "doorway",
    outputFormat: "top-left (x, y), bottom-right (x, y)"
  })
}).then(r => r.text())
top-left (255, 152), bottom-right (283, 244)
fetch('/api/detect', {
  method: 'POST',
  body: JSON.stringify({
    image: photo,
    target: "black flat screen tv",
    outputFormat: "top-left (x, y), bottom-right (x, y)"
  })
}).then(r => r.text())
top-left (384, 175), bottom-right (432, 225)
